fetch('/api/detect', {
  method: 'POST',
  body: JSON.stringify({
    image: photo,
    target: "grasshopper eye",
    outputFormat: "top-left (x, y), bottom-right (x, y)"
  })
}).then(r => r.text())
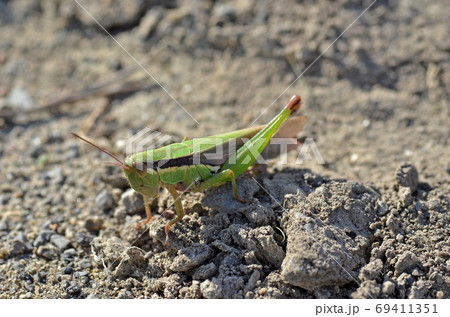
top-left (136, 164), bottom-right (148, 177)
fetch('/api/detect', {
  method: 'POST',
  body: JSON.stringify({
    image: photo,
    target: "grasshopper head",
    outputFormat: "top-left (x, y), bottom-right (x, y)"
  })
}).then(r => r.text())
top-left (70, 133), bottom-right (160, 198)
top-left (123, 155), bottom-right (160, 197)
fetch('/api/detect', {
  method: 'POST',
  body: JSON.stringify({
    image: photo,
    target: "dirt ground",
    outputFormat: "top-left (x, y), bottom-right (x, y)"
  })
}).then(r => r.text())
top-left (0, 0), bottom-right (448, 299)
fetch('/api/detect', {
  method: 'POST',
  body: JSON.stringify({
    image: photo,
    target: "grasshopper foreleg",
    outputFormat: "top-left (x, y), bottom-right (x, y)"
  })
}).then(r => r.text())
top-left (137, 194), bottom-right (158, 229)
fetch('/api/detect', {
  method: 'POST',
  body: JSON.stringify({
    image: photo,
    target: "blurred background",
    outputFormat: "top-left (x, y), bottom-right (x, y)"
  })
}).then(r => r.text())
top-left (0, 0), bottom-right (448, 182)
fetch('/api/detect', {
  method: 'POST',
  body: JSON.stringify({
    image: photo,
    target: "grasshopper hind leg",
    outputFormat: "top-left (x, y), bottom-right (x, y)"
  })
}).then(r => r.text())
top-left (194, 169), bottom-right (248, 203)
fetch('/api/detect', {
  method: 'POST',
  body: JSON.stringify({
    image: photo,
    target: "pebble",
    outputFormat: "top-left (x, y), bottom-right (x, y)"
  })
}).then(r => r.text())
top-left (0, 221), bottom-right (8, 231)
top-left (5, 239), bottom-right (27, 257)
top-left (66, 283), bottom-right (81, 296)
top-left (33, 230), bottom-right (54, 247)
top-left (120, 189), bottom-right (145, 215)
top-left (36, 245), bottom-right (59, 260)
top-left (40, 167), bottom-right (65, 185)
top-left (395, 234), bottom-right (404, 242)
top-left (30, 144), bottom-right (45, 159)
top-left (79, 259), bottom-right (92, 269)
top-left (66, 142), bottom-right (79, 159)
top-left (62, 248), bottom-right (77, 262)
top-left (0, 194), bottom-right (9, 205)
top-left (74, 271), bottom-right (89, 278)
top-left (62, 267), bottom-right (73, 275)
top-left (7, 86), bottom-right (35, 110)
top-left (73, 232), bottom-right (93, 248)
top-left (50, 234), bottom-right (70, 251)
top-left (117, 290), bottom-right (134, 299)
top-left (95, 189), bottom-right (114, 212)
top-left (84, 216), bottom-right (104, 231)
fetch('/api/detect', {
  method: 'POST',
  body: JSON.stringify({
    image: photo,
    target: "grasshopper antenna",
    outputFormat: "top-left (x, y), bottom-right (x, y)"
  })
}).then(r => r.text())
top-left (71, 132), bottom-right (129, 170)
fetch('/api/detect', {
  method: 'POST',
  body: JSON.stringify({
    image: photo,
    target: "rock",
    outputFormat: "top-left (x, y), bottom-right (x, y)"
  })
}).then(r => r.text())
top-left (243, 204), bottom-right (274, 226)
top-left (30, 144), bottom-right (44, 159)
top-left (62, 267), bottom-right (73, 275)
top-left (62, 248), bottom-right (77, 263)
top-left (7, 86), bottom-right (35, 110)
top-left (33, 230), bottom-right (54, 247)
top-left (5, 239), bottom-right (27, 257)
top-left (41, 167), bottom-right (65, 185)
top-left (50, 234), bottom-right (70, 251)
top-left (0, 194), bottom-right (9, 205)
top-left (395, 163), bottom-right (419, 192)
top-left (170, 244), bottom-right (214, 272)
top-left (79, 259), bottom-right (92, 269)
top-left (84, 216), bottom-right (104, 232)
top-left (95, 189), bottom-right (114, 211)
top-left (222, 275), bottom-right (245, 298)
top-left (66, 283), bottom-right (81, 296)
top-left (398, 187), bottom-right (414, 207)
top-left (36, 245), bottom-right (59, 260)
top-left (120, 189), bottom-right (145, 215)
top-left (395, 251), bottom-right (420, 276)
top-left (65, 142), bottom-right (79, 159)
top-left (73, 231), bottom-right (94, 248)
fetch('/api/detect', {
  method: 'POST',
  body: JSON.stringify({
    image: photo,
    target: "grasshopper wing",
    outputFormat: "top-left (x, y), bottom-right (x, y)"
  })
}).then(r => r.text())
top-left (200, 116), bottom-right (306, 165)
top-left (260, 115), bottom-right (307, 160)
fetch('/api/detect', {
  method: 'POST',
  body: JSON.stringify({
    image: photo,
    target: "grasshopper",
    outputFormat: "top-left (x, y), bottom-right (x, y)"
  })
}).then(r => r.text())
top-left (72, 95), bottom-right (304, 246)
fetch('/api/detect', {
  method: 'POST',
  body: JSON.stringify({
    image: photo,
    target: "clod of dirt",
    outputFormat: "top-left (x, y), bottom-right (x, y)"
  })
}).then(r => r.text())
top-left (192, 262), bottom-right (217, 280)
top-left (281, 180), bottom-right (378, 290)
top-left (202, 178), bottom-right (260, 215)
top-left (395, 163), bottom-right (419, 192)
top-left (91, 237), bottom-right (146, 280)
top-left (359, 259), bottom-right (384, 282)
top-left (169, 243), bottom-right (214, 272)
top-left (394, 251), bottom-right (421, 277)
top-left (230, 224), bottom-right (285, 267)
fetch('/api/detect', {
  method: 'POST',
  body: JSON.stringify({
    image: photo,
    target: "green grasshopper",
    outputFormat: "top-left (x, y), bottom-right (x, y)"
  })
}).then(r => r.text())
top-left (72, 95), bottom-right (304, 246)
